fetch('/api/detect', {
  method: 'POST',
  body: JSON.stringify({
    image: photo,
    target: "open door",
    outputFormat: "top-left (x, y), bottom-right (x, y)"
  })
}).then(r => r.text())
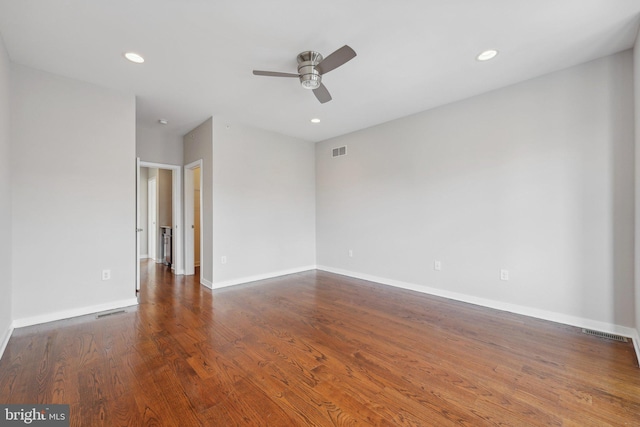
top-left (136, 157), bottom-right (141, 292)
top-left (184, 160), bottom-right (203, 276)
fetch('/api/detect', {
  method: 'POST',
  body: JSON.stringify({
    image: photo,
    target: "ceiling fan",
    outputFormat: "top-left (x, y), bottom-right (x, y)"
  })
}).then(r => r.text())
top-left (253, 45), bottom-right (357, 104)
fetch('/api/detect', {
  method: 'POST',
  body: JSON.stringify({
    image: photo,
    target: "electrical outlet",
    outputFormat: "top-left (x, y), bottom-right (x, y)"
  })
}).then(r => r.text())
top-left (434, 260), bottom-right (442, 271)
top-left (500, 269), bottom-right (509, 281)
top-left (348, 249), bottom-right (353, 258)
top-left (221, 256), bottom-right (227, 264)
top-left (102, 270), bottom-right (111, 281)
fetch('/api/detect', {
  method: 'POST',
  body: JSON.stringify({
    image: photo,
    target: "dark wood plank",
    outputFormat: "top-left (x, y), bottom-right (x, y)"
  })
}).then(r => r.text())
top-left (0, 261), bottom-right (639, 426)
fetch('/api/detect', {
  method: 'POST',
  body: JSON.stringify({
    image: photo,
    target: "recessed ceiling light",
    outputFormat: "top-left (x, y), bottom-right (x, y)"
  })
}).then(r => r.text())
top-left (310, 118), bottom-right (321, 124)
top-left (158, 119), bottom-right (168, 125)
top-left (124, 52), bottom-right (145, 64)
top-left (476, 49), bottom-right (498, 61)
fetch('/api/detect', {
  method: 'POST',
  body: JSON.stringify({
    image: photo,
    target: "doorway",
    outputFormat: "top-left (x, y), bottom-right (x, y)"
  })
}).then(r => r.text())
top-left (184, 160), bottom-right (203, 276)
top-left (136, 160), bottom-right (183, 292)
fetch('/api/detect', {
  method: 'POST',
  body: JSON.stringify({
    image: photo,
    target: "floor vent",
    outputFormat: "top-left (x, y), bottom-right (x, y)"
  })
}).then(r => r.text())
top-left (96, 309), bottom-right (126, 319)
top-left (582, 328), bottom-right (628, 343)
top-left (332, 146), bottom-right (347, 158)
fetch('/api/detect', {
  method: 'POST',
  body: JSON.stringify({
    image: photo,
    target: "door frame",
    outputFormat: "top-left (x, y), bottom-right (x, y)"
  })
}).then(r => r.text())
top-left (184, 159), bottom-right (203, 276)
top-left (138, 160), bottom-right (184, 277)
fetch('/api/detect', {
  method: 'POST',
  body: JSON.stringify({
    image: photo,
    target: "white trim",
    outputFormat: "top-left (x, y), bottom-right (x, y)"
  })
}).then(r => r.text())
top-left (200, 277), bottom-right (213, 289)
top-left (317, 265), bottom-right (640, 366)
top-left (12, 298), bottom-right (139, 329)
top-left (631, 329), bottom-right (640, 366)
top-left (184, 159), bottom-right (203, 277)
top-left (136, 157), bottom-right (141, 292)
top-left (139, 254), bottom-right (149, 259)
top-left (139, 161), bottom-right (184, 277)
top-left (209, 266), bottom-right (317, 290)
top-left (0, 325), bottom-right (14, 361)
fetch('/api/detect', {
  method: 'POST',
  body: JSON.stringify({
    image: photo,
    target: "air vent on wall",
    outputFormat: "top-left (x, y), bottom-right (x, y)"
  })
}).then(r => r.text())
top-left (582, 328), bottom-right (628, 342)
top-left (332, 146), bottom-right (347, 158)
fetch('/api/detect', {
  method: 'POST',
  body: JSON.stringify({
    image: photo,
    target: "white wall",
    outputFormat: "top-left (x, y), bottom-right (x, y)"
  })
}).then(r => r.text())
top-left (211, 120), bottom-right (316, 286)
top-left (317, 51), bottom-right (635, 332)
top-left (11, 65), bottom-right (137, 324)
top-left (184, 118), bottom-right (214, 284)
top-left (137, 123), bottom-right (183, 166)
top-left (0, 35), bottom-right (12, 354)
top-left (634, 31), bottom-right (640, 340)
top-left (139, 167), bottom-right (149, 257)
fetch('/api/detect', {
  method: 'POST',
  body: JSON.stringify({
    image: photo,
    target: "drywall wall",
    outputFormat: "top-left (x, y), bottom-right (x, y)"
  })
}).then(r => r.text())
top-left (157, 168), bottom-right (173, 262)
top-left (139, 167), bottom-right (149, 257)
top-left (635, 31), bottom-right (640, 340)
top-left (316, 50), bottom-right (635, 331)
top-left (137, 123), bottom-right (183, 165)
top-left (211, 120), bottom-right (316, 286)
top-left (184, 118), bottom-right (213, 285)
top-left (193, 167), bottom-right (201, 267)
top-left (0, 35), bottom-right (12, 354)
top-left (11, 64), bottom-right (137, 323)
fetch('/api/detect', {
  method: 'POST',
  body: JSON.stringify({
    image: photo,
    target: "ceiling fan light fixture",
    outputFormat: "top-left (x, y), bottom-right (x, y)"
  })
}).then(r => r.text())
top-left (476, 49), bottom-right (498, 61)
top-left (301, 75), bottom-right (321, 89)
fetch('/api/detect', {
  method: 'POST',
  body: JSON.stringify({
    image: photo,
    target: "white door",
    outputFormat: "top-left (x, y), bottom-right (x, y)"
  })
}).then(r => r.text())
top-left (136, 157), bottom-right (141, 291)
top-left (184, 160), bottom-right (202, 276)
top-left (148, 177), bottom-right (157, 262)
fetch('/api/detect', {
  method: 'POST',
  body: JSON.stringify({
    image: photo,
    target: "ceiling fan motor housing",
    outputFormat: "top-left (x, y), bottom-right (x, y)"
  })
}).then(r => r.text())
top-left (297, 51), bottom-right (323, 89)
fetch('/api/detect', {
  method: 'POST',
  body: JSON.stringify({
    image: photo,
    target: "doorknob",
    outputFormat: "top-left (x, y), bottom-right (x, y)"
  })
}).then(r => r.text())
top-left (136, 228), bottom-right (144, 232)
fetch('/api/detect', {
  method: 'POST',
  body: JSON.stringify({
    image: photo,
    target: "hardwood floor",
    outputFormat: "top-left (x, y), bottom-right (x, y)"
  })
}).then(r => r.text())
top-left (1, 260), bottom-right (639, 426)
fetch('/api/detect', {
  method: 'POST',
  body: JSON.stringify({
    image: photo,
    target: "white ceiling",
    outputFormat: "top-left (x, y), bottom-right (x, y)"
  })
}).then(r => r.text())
top-left (0, 0), bottom-right (639, 142)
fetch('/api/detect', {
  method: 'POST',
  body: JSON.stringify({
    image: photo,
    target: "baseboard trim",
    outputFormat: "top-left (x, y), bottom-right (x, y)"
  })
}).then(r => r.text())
top-left (200, 277), bottom-right (213, 289)
top-left (12, 298), bottom-right (140, 329)
top-left (0, 325), bottom-right (14, 361)
top-left (210, 265), bottom-right (317, 290)
top-left (317, 265), bottom-right (640, 367)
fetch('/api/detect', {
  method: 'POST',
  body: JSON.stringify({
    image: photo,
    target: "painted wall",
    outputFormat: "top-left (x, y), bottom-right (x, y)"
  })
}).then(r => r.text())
top-left (194, 167), bottom-right (201, 267)
top-left (139, 166), bottom-right (149, 257)
top-left (316, 51), bottom-right (635, 331)
top-left (635, 31), bottom-right (640, 338)
top-left (184, 118), bottom-right (213, 284)
top-left (11, 65), bottom-right (137, 323)
top-left (211, 120), bottom-right (316, 286)
top-left (0, 35), bottom-right (12, 353)
top-left (137, 123), bottom-right (183, 166)
top-left (158, 168), bottom-right (173, 263)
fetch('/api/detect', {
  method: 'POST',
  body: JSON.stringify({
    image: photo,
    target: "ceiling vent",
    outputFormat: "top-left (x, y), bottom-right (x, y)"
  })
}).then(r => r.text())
top-left (332, 146), bottom-right (347, 158)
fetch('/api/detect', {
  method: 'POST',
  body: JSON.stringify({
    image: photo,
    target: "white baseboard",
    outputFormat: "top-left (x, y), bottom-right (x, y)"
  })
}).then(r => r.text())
top-left (317, 265), bottom-right (640, 367)
top-left (200, 277), bottom-right (213, 289)
top-left (631, 329), bottom-right (640, 366)
top-left (209, 265), bottom-right (317, 290)
top-left (12, 298), bottom-right (139, 329)
top-left (0, 324), bottom-right (14, 361)
top-left (139, 254), bottom-right (149, 259)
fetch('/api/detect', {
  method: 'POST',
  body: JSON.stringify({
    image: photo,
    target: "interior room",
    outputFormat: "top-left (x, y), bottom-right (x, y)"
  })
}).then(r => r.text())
top-left (1, 1), bottom-right (640, 425)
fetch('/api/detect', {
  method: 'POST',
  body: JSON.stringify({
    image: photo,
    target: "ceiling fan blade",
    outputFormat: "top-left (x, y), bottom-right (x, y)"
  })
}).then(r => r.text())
top-left (315, 45), bottom-right (356, 75)
top-left (253, 70), bottom-right (299, 78)
top-left (313, 83), bottom-right (332, 104)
